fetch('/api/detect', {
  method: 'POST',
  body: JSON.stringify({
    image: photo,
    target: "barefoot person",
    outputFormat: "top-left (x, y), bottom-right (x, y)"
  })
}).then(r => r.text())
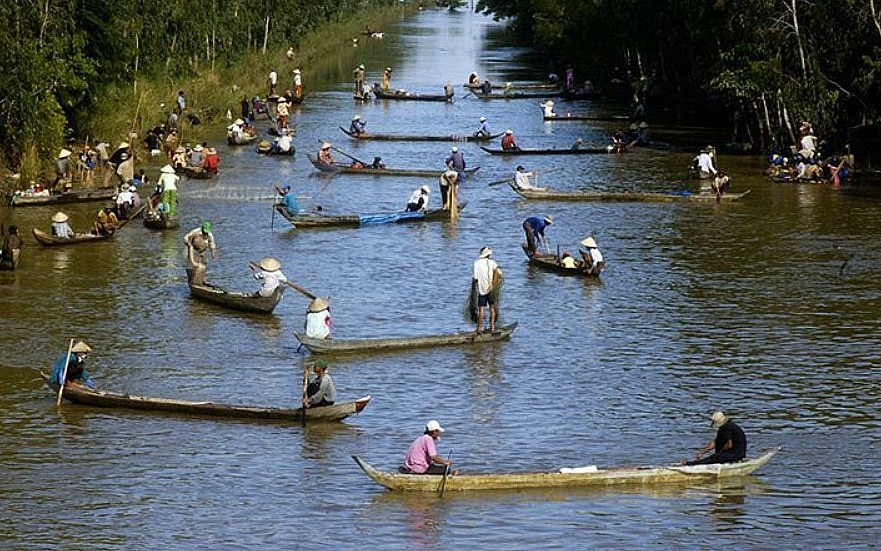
top-left (472, 246), bottom-right (501, 333)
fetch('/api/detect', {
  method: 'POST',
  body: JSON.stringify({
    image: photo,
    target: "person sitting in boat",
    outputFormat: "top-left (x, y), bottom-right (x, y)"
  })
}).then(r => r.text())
top-left (50, 340), bottom-right (95, 389)
top-left (711, 171), bottom-right (731, 201)
top-left (685, 411), bottom-right (747, 465)
top-left (439, 169), bottom-right (459, 211)
top-left (275, 184), bottom-right (299, 216)
top-left (693, 146), bottom-right (717, 179)
top-left (317, 142), bottom-right (335, 166)
top-left (609, 129), bottom-right (626, 153)
top-left (172, 146), bottom-right (187, 170)
top-left (250, 256), bottom-right (287, 297)
top-left (184, 221), bottom-right (216, 285)
top-left (382, 67), bottom-right (393, 91)
top-left (560, 250), bottom-right (578, 269)
top-left (445, 146), bottom-right (467, 183)
top-left (1, 225), bottom-right (23, 270)
top-left (522, 215), bottom-right (553, 258)
top-left (274, 129), bottom-right (294, 154)
top-left (479, 79), bottom-right (492, 95)
top-left (401, 420), bottom-right (453, 475)
top-left (541, 100), bottom-right (556, 118)
top-left (115, 184), bottom-right (136, 219)
top-left (406, 185), bottom-right (431, 212)
top-left (353, 64), bottom-right (365, 96)
top-left (513, 165), bottom-right (539, 190)
top-left (474, 116), bottom-right (491, 138)
top-left (571, 137), bottom-right (585, 151)
top-left (501, 129), bottom-right (520, 151)
top-left (468, 71), bottom-right (480, 86)
top-left (51, 212), bottom-right (75, 238)
top-left (92, 204), bottom-right (118, 236)
top-left (502, 82), bottom-right (515, 96)
top-left (158, 165), bottom-right (179, 217)
top-left (349, 114), bottom-right (367, 135)
top-left (228, 118), bottom-right (245, 142)
top-left (443, 82), bottom-right (454, 100)
top-left (579, 237), bottom-right (605, 275)
top-left (305, 297), bottom-right (332, 339)
top-left (303, 360), bottom-right (335, 408)
top-left (188, 145), bottom-right (203, 168)
top-left (371, 156), bottom-right (386, 170)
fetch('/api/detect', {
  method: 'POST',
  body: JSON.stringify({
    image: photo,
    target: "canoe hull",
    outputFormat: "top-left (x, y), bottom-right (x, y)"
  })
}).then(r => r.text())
top-left (481, 146), bottom-right (613, 155)
top-left (43, 373), bottom-right (369, 423)
top-left (374, 90), bottom-right (452, 102)
top-left (32, 228), bottom-right (112, 247)
top-left (527, 251), bottom-right (601, 277)
top-left (188, 282), bottom-right (284, 314)
top-left (275, 202), bottom-right (466, 228)
top-left (143, 212), bottom-right (179, 229)
top-left (339, 127), bottom-right (501, 142)
top-left (307, 153), bottom-right (479, 177)
top-left (10, 187), bottom-right (117, 207)
top-left (353, 448), bottom-right (779, 492)
top-left (511, 186), bottom-right (752, 202)
top-left (295, 321), bottom-right (518, 354)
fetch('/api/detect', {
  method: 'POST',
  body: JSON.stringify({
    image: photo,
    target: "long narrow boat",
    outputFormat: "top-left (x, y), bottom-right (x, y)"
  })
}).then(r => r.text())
top-left (509, 184), bottom-right (752, 203)
top-left (472, 90), bottom-right (562, 100)
top-left (339, 127), bottom-right (502, 143)
top-left (526, 250), bottom-right (601, 277)
top-left (464, 82), bottom-right (559, 90)
top-left (295, 321), bottom-right (518, 354)
top-left (188, 282), bottom-right (285, 314)
top-left (352, 448), bottom-right (779, 492)
top-left (543, 114), bottom-right (629, 122)
top-left (227, 132), bottom-right (258, 146)
top-left (183, 167), bottom-right (218, 180)
top-left (481, 146), bottom-right (613, 156)
top-left (32, 228), bottom-right (112, 247)
top-left (307, 153), bottom-right (479, 177)
top-left (373, 89), bottom-right (453, 102)
top-left (256, 141), bottom-right (296, 156)
top-left (42, 373), bottom-right (370, 424)
top-left (9, 187), bottom-right (117, 207)
top-left (274, 202), bottom-right (466, 228)
top-left (143, 210), bottom-right (179, 229)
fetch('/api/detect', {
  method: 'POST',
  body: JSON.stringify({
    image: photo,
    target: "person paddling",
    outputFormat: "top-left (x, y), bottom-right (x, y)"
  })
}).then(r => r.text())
top-left (303, 360), bottom-right (336, 408)
top-left (50, 341), bottom-right (95, 389)
top-left (401, 420), bottom-right (454, 475)
top-left (684, 411), bottom-right (747, 465)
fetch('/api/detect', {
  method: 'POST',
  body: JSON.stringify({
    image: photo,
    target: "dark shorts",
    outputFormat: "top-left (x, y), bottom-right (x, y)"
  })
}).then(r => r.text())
top-left (477, 293), bottom-right (495, 307)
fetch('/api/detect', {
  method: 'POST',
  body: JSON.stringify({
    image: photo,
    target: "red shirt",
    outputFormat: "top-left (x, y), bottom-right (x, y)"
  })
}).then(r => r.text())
top-left (203, 154), bottom-right (220, 172)
top-left (501, 134), bottom-right (518, 150)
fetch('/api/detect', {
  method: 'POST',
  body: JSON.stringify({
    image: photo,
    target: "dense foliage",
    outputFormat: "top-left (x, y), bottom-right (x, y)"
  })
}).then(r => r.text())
top-left (478, 0), bottom-right (881, 153)
top-left (0, 0), bottom-right (393, 178)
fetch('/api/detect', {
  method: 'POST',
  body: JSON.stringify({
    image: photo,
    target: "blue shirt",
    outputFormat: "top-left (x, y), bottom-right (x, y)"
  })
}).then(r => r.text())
top-left (524, 216), bottom-right (549, 237)
top-left (50, 352), bottom-right (94, 388)
top-left (281, 191), bottom-right (299, 215)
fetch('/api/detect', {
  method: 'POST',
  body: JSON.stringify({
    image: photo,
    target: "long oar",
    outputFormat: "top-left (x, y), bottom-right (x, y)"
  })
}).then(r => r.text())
top-left (300, 355), bottom-right (308, 427)
top-left (318, 139), bottom-right (368, 166)
top-left (488, 177), bottom-right (512, 187)
top-left (115, 202), bottom-right (148, 231)
top-left (439, 450), bottom-right (453, 497)
top-left (56, 339), bottom-right (75, 407)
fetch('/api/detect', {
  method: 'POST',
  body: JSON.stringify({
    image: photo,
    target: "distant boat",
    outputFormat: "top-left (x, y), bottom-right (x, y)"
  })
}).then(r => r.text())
top-left (295, 322), bottom-right (518, 354)
top-left (339, 127), bottom-right (501, 142)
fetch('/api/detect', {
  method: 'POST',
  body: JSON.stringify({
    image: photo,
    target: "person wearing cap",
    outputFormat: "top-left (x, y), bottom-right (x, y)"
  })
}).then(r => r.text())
top-left (382, 67), bottom-right (393, 91)
top-left (353, 64), bottom-right (365, 96)
top-left (405, 185), bottom-right (431, 212)
top-left (184, 221), bottom-right (216, 285)
top-left (275, 183), bottom-right (299, 216)
top-left (157, 165), bottom-right (179, 217)
top-left (202, 148), bottom-right (220, 174)
top-left (540, 100), bottom-right (556, 118)
top-left (50, 341), bottom-right (95, 389)
top-left (250, 257), bottom-right (287, 297)
top-left (513, 165), bottom-right (539, 190)
top-left (292, 68), bottom-right (303, 100)
top-left (522, 215), bottom-right (553, 257)
top-left (1, 225), bottom-right (23, 270)
top-left (92, 204), bottom-right (118, 236)
top-left (579, 237), bottom-right (604, 275)
top-left (349, 114), bottom-right (367, 135)
top-left (303, 360), bottom-right (336, 408)
top-left (685, 411), bottom-right (747, 465)
top-left (501, 129), bottom-right (519, 151)
top-left (693, 146), bottom-right (717, 179)
top-left (51, 212), bottom-right (75, 238)
top-left (305, 297), bottom-right (332, 339)
top-left (317, 143), bottom-right (335, 166)
top-left (474, 116), bottom-right (491, 138)
top-left (402, 420), bottom-right (453, 475)
top-left (438, 169), bottom-right (459, 210)
top-left (445, 146), bottom-right (467, 183)
top-left (275, 96), bottom-right (289, 132)
top-left (472, 246), bottom-right (502, 333)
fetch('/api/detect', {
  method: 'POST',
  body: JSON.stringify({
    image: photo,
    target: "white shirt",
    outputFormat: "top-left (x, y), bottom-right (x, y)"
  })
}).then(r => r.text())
top-left (586, 247), bottom-right (603, 265)
top-left (116, 190), bottom-right (135, 206)
top-left (158, 172), bottom-right (178, 191)
top-left (696, 152), bottom-right (716, 175)
top-left (514, 170), bottom-right (535, 189)
top-left (269, 71), bottom-right (278, 85)
top-left (407, 189), bottom-right (429, 209)
top-left (253, 269), bottom-right (287, 297)
top-left (277, 135), bottom-right (293, 151)
top-left (230, 123), bottom-right (243, 138)
top-left (472, 257), bottom-right (498, 296)
top-left (542, 104), bottom-right (555, 117)
top-left (294, 73), bottom-right (302, 86)
top-left (306, 310), bottom-right (331, 339)
top-left (799, 135), bottom-right (817, 157)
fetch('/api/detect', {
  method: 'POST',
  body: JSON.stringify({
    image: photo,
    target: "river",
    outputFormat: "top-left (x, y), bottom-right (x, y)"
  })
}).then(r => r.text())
top-left (1, 8), bottom-right (880, 549)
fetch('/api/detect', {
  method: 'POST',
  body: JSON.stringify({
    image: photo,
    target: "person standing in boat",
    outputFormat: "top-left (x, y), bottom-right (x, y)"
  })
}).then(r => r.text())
top-left (685, 411), bottom-right (747, 465)
top-left (711, 171), bottom-right (731, 202)
top-left (157, 165), bottom-right (179, 217)
top-left (317, 142), bottom-right (335, 166)
top-left (250, 257), bottom-right (287, 297)
top-left (305, 297), bottom-right (332, 339)
top-left (501, 129), bottom-right (520, 151)
top-left (693, 147), bottom-right (717, 180)
top-left (472, 246), bottom-right (501, 334)
top-left (303, 360), bottom-right (335, 408)
top-left (184, 221), bottom-right (216, 285)
top-left (474, 116), bottom-right (491, 138)
top-left (579, 237), bottom-right (604, 275)
top-left (275, 184), bottom-right (299, 216)
top-left (439, 169), bottom-right (459, 211)
top-left (353, 64), bottom-right (365, 97)
top-left (292, 68), bottom-right (303, 101)
top-left (275, 96), bottom-right (289, 132)
top-left (405, 185), bottom-right (430, 212)
top-left (522, 215), bottom-right (553, 257)
top-left (51, 212), bottom-right (75, 238)
top-left (401, 420), bottom-right (453, 475)
top-left (349, 115), bottom-right (367, 135)
top-left (443, 82), bottom-right (454, 100)
top-left (445, 146), bottom-right (467, 183)
top-left (50, 341), bottom-right (95, 389)
top-left (382, 67), bottom-right (393, 91)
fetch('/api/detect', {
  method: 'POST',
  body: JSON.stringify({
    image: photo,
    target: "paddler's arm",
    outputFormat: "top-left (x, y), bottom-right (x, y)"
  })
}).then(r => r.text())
top-left (430, 454), bottom-right (452, 467)
top-left (695, 439), bottom-right (715, 459)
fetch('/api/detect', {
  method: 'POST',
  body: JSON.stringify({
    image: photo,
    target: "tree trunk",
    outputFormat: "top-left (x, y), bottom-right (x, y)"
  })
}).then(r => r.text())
top-left (262, 16), bottom-right (270, 55)
top-left (789, 0), bottom-right (808, 80)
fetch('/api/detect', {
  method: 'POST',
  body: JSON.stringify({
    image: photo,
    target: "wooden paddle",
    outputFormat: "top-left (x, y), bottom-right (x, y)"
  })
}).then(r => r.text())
top-left (488, 177), bottom-right (513, 187)
top-left (300, 355), bottom-right (308, 427)
top-left (56, 339), bottom-right (75, 407)
top-left (318, 139), bottom-right (368, 167)
top-left (439, 450), bottom-right (453, 497)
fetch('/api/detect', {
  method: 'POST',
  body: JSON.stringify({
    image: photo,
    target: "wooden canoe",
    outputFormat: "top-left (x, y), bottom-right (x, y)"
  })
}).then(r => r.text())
top-left (10, 187), bottom-right (117, 207)
top-left (464, 82), bottom-right (560, 90)
top-left (543, 114), bottom-right (629, 122)
top-left (472, 90), bottom-right (562, 100)
top-left (352, 448), bottom-right (779, 492)
top-left (274, 202), bottom-right (466, 228)
top-left (227, 132), bottom-right (258, 145)
top-left (339, 127), bottom-right (502, 142)
top-left (481, 146), bottom-right (613, 156)
top-left (525, 248), bottom-right (602, 277)
top-left (373, 89), bottom-right (453, 102)
top-left (183, 167), bottom-right (218, 179)
top-left (188, 282), bottom-right (285, 314)
top-left (256, 142), bottom-right (296, 156)
top-left (42, 372), bottom-right (370, 424)
top-left (509, 185), bottom-right (753, 203)
top-left (143, 210), bottom-right (179, 229)
top-left (307, 153), bottom-right (479, 177)
top-left (294, 321), bottom-right (518, 354)
top-left (32, 228), bottom-right (112, 247)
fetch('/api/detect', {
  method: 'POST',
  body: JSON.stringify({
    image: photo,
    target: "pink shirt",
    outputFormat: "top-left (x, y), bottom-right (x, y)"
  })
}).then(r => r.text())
top-left (402, 434), bottom-right (436, 474)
